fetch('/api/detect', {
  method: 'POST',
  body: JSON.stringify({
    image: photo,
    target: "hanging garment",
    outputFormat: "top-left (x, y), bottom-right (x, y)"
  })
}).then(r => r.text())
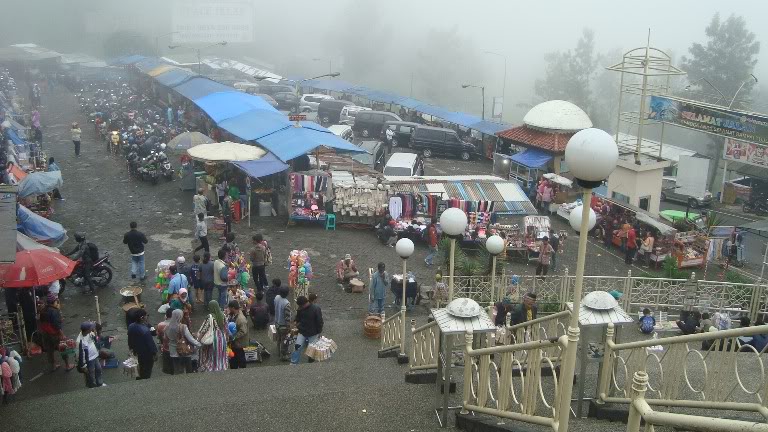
top-left (389, 196), bottom-right (403, 220)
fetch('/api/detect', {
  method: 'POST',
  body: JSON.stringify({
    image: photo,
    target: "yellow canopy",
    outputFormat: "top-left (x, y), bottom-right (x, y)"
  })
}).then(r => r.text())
top-left (147, 65), bottom-right (177, 77)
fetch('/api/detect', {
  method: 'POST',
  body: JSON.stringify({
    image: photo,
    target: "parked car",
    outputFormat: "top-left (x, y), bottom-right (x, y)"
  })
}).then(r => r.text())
top-left (273, 92), bottom-right (299, 111)
top-left (299, 94), bottom-right (334, 112)
top-left (352, 110), bottom-right (402, 138)
top-left (328, 124), bottom-right (354, 142)
top-left (258, 82), bottom-right (295, 96)
top-left (340, 105), bottom-right (371, 125)
top-left (383, 121), bottom-right (419, 147)
top-left (383, 152), bottom-right (424, 177)
top-left (317, 100), bottom-right (355, 125)
top-left (253, 93), bottom-right (279, 108)
top-left (234, 82), bottom-right (261, 94)
top-left (409, 126), bottom-right (478, 160)
top-left (660, 176), bottom-right (713, 208)
top-left (352, 140), bottom-right (387, 172)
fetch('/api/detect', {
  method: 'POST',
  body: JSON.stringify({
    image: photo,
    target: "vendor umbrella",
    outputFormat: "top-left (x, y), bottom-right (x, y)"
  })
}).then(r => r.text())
top-left (168, 131), bottom-right (215, 151)
top-left (0, 249), bottom-right (77, 288)
top-left (187, 141), bottom-right (267, 162)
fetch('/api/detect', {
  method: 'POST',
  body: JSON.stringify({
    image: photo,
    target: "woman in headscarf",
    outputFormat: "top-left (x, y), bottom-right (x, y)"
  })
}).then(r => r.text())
top-left (169, 288), bottom-right (192, 328)
top-left (164, 309), bottom-right (200, 374)
top-left (197, 300), bottom-right (229, 372)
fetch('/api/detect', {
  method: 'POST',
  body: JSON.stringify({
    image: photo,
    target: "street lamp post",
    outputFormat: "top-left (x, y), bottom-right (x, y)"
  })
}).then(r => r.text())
top-left (155, 31), bottom-right (181, 57)
top-left (395, 238), bottom-right (414, 363)
top-left (461, 84), bottom-right (485, 120)
top-left (439, 208), bottom-right (468, 302)
top-left (557, 128), bottom-right (618, 432)
top-left (485, 235), bottom-right (505, 304)
top-left (728, 74), bottom-right (759, 109)
top-left (168, 41), bottom-right (227, 74)
top-left (483, 51), bottom-right (507, 120)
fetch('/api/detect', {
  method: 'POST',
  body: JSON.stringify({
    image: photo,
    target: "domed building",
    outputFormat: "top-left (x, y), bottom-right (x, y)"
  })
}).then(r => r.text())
top-left (494, 100), bottom-right (592, 188)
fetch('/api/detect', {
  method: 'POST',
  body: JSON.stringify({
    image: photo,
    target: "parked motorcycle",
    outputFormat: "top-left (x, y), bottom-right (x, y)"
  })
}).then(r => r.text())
top-left (138, 152), bottom-right (160, 184)
top-left (742, 197), bottom-right (768, 216)
top-left (67, 253), bottom-right (114, 289)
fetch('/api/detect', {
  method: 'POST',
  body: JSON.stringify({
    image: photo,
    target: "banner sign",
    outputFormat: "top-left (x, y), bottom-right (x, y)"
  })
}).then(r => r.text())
top-left (172, 1), bottom-right (254, 44)
top-left (648, 96), bottom-right (768, 144)
top-left (724, 138), bottom-right (768, 169)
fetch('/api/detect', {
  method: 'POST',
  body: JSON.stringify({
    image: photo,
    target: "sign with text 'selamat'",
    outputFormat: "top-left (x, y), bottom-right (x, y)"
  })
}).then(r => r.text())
top-left (172, 1), bottom-right (254, 44)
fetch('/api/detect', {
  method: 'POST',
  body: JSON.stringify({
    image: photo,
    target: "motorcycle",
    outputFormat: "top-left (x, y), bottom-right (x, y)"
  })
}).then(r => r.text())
top-left (67, 253), bottom-right (114, 290)
top-left (138, 153), bottom-right (160, 184)
top-left (742, 197), bottom-right (768, 216)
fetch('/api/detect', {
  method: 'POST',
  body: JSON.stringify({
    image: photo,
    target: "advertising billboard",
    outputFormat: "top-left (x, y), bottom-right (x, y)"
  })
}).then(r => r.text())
top-left (724, 137), bottom-right (768, 169)
top-left (172, 1), bottom-right (254, 44)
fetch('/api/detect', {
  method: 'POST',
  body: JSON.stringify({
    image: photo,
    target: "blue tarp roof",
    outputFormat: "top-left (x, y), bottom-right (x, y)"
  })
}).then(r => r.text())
top-left (217, 110), bottom-right (292, 141)
top-left (509, 148), bottom-right (553, 169)
top-left (231, 152), bottom-right (289, 178)
top-left (16, 205), bottom-right (67, 247)
top-left (172, 77), bottom-right (234, 101)
top-left (256, 126), bottom-right (366, 162)
top-left (470, 120), bottom-right (509, 136)
top-left (17, 171), bottom-right (63, 198)
top-left (5, 128), bottom-right (25, 145)
top-left (135, 58), bottom-right (165, 72)
top-left (155, 68), bottom-right (197, 87)
top-left (194, 91), bottom-right (280, 123)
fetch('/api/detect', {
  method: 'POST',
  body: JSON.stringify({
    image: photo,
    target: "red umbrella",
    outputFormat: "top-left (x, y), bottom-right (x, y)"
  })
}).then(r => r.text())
top-left (0, 249), bottom-right (77, 288)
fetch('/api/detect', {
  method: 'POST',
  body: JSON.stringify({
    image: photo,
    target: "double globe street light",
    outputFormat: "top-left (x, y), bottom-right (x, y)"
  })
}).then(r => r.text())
top-left (395, 238), bottom-right (415, 363)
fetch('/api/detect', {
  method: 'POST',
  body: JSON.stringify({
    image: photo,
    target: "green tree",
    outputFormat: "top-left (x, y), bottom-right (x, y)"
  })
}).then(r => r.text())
top-left (681, 13), bottom-right (760, 108)
top-left (534, 29), bottom-right (597, 115)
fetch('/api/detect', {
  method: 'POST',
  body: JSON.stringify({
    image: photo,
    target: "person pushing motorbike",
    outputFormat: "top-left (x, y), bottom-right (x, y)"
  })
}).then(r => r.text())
top-left (67, 232), bottom-right (96, 294)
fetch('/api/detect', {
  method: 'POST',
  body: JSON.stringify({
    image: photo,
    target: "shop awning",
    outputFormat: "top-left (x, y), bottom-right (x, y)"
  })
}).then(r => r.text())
top-left (256, 126), bottom-right (366, 162)
top-left (509, 148), bottom-right (553, 169)
top-left (231, 152), bottom-right (289, 179)
top-left (187, 141), bottom-right (267, 162)
top-left (217, 110), bottom-right (292, 141)
top-left (155, 68), bottom-right (197, 87)
top-left (194, 91), bottom-right (279, 123)
top-left (172, 78), bottom-right (234, 101)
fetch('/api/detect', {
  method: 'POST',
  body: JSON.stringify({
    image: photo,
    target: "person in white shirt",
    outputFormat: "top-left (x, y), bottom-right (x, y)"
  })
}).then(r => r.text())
top-left (76, 322), bottom-right (105, 388)
top-left (193, 213), bottom-right (209, 253)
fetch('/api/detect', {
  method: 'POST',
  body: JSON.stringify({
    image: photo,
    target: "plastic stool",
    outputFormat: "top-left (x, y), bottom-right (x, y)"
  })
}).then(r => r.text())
top-left (325, 214), bottom-right (336, 230)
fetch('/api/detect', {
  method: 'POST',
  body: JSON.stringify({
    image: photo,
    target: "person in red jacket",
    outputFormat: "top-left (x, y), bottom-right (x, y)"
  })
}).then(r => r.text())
top-left (625, 226), bottom-right (637, 264)
top-left (425, 222), bottom-right (439, 266)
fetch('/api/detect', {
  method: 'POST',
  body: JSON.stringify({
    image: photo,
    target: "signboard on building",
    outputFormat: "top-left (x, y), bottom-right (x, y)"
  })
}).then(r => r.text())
top-left (288, 115), bottom-right (306, 122)
top-left (648, 95), bottom-right (768, 144)
top-left (172, 1), bottom-right (255, 44)
top-left (723, 137), bottom-right (768, 169)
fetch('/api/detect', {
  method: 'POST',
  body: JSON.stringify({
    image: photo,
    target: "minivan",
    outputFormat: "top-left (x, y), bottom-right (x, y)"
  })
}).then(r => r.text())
top-left (340, 105), bottom-right (371, 125)
top-left (383, 121), bottom-right (419, 147)
top-left (352, 111), bottom-right (402, 138)
top-left (409, 126), bottom-right (478, 160)
top-left (661, 176), bottom-right (713, 208)
top-left (328, 124), bottom-right (354, 142)
top-left (383, 152), bottom-right (425, 177)
top-left (352, 140), bottom-right (387, 172)
top-left (273, 92), bottom-right (299, 111)
top-left (317, 99), bottom-right (355, 125)
top-left (299, 94), bottom-right (334, 112)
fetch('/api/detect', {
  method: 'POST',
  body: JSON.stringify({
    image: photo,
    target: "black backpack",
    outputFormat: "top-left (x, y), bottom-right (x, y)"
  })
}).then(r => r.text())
top-left (86, 242), bottom-right (99, 261)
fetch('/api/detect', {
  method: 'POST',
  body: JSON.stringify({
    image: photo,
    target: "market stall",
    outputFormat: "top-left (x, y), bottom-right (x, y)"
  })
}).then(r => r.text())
top-left (522, 215), bottom-right (551, 262)
top-left (16, 204), bottom-right (67, 247)
top-left (290, 171), bottom-right (330, 223)
top-left (231, 153), bottom-right (289, 226)
top-left (542, 173), bottom-right (577, 215)
top-left (673, 231), bottom-right (709, 269)
top-left (17, 171), bottom-right (62, 218)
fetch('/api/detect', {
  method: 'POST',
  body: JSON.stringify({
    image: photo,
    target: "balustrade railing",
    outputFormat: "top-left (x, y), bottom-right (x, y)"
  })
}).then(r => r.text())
top-left (380, 312), bottom-right (403, 353)
top-left (409, 319), bottom-right (439, 371)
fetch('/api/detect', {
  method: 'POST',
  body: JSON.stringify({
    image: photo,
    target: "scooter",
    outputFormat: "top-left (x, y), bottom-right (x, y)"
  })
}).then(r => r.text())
top-left (159, 154), bottom-right (174, 180)
top-left (138, 152), bottom-right (160, 184)
top-left (67, 253), bottom-right (114, 290)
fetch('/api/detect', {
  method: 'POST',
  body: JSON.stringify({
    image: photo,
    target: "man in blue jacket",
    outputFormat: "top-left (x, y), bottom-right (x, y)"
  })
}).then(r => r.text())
top-left (127, 309), bottom-right (158, 379)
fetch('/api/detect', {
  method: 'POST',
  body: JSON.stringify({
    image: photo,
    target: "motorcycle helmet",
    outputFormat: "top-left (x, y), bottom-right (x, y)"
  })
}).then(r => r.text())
top-left (160, 143), bottom-right (166, 151)
top-left (74, 232), bottom-right (86, 243)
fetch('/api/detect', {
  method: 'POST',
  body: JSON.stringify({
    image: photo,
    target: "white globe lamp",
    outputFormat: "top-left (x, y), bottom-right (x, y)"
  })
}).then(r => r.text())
top-left (395, 238), bottom-right (415, 259)
top-left (485, 235), bottom-right (505, 255)
top-left (439, 207), bottom-right (468, 236)
top-left (564, 128), bottom-right (619, 187)
top-left (568, 205), bottom-right (597, 232)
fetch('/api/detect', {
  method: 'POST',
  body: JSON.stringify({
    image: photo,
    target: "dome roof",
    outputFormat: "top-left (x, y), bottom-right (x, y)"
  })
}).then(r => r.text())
top-left (523, 100), bottom-right (593, 132)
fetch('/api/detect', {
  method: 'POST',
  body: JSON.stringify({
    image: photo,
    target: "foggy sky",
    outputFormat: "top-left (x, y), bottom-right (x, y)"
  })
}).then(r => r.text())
top-left (3, 0), bottom-right (767, 123)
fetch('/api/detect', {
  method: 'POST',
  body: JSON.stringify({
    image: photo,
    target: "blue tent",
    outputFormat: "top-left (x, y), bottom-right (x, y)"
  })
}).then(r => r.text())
top-left (509, 148), bottom-right (553, 169)
top-left (172, 78), bottom-right (234, 101)
top-left (256, 126), bottom-right (366, 162)
top-left (16, 205), bottom-right (67, 247)
top-left (155, 68), bottom-right (197, 88)
top-left (470, 120), bottom-right (510, 136)
top-left (194, 91), bottom-right (279, 123)
top-left (217, 110), bottom-right (292, 141)
top-left (17, 171), bottom-right (63, 198)
top-left (231, 152), bottom-right (289, 178)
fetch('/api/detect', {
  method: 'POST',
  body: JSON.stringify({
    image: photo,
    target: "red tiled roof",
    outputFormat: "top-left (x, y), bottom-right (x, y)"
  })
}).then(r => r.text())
top-left (496, 126), bottom-right (574, 154)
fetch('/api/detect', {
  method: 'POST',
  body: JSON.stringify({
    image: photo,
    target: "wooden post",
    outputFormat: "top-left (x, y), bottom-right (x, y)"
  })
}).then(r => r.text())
top-left (95, 295), bottom-right (102, 325)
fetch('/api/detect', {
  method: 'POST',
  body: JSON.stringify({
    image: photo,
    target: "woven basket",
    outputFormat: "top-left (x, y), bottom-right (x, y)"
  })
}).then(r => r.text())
top-left (363, 315), bottom-right (383, 339)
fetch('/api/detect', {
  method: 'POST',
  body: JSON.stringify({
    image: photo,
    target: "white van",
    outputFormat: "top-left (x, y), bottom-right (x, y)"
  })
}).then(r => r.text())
top-left (383, 152), bottom-right (424, 177)
top-left (339, 105), bottom-right (371, 125)
top-left (328, 124), bottom-right (354, 142)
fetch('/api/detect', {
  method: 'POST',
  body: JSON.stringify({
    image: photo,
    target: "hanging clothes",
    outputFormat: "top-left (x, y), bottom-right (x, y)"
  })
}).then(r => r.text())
top-left (389, 196), bottom-right (403, 220)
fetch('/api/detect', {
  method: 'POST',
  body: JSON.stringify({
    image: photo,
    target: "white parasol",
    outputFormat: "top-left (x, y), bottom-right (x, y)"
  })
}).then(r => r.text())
top-left (186, 141), bottom-right (267, 162)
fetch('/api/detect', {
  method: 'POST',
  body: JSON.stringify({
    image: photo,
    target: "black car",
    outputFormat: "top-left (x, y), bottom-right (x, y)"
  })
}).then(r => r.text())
top-left (273, 92), bottom-right (299, 111)
top-left (383, 121), bottom-right (419, 147)
top-left (352, 110), bottom-right (402, 138)
top-left (409, 126), bottom-right (478, 160)
top-left (317, 99), bottom-right (354, 125)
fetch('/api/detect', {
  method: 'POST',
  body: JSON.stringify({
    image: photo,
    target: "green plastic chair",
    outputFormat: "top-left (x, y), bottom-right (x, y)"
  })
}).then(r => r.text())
top-left (325, 214), bottom-right (336, 230)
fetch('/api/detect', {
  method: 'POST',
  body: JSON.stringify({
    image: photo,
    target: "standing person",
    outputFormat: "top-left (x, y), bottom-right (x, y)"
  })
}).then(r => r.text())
top-left (39, 295), bottom-right (73, 372)
top-left (274, 286), bottom-right (292, 361)
top-left (31, 109), bottom-right (42, 144)
top-left (193, 213), bottom-right (209, 253)
top-left (249, 291), bottom-right (270, 330)
top-left (198, 300), bottom-right (229, 372)
top-left (166, 265), bottom-right (189, 298)
top-left (625, 226), bottom-right (637, 265)
top-left (190, 254), bottom-right (202, 304)
top-left (291, 295), bottom-right (324, 365)
top-left (265, 278), bottom-right (281, 317)
top-left (638, 232), bottom-right (655, 266)
top-left (166, 106), bottom-right (173, 126)
top-left (193, 189), bottom-right (208, 218)
top-left (222, 194), bottom-right (233, 237)
top-left (425, 222), bottom-right (438, 266)
top-left (541, 183), bottom-right (553, 215)
top-left (213, 249), bottom-right (228, 306)
top-left (249, 234), bottom-right (268, 291)
top-left (369, 262), bottom-right (389, 316)
top-left (548, 229), bottom-right (560, 272)
top-left (535, 237), bottom-right (555, 279)
top-left (227, 300), bottom-right (248, 369)
top-left (216, 180), bottom-right (228, 210)
top-left (164, 309), bottom-right (200, 374)
top-left (156, 308), bottom-right (173, 374)
top-left (510, 293), bottom-right (538, 326)
top-left (200, 252), bottom-right (215, 306)
top-left (123, 221), bottom-right (148, 281)
top-left (127, 309), bottom-right (157, 380)
top-left (71, 122), bottom-right (82, 156)
top-left (76, 322), bottom-right (105, 388)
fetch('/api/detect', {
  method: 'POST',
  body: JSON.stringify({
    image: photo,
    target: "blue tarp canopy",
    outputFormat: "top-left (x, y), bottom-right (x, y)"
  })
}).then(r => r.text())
top-left (231, 152), bottom-right (289, 178)
top-left (218, 110), bottom-right (292, 141)
top-left (172, 78), bottom-right (234, 101)
top-left (5, 128), bottom-right (25, 145)
top-left (155, 68), bottom-right (197, 87)
top-left (16, 205), bottom-right (67, 247)
top-left (17, 171), bottom-right (63, 198)
top-left (135, 58), bottom-right (165, 73)
top-left (194, 91), bottom-right (280, 123)
top-left (509, 148), bottom-right (553, 169)
top-left (470, 120), bottom-right (510, 136)
top-left (257, 126), bottom-right (366, 162)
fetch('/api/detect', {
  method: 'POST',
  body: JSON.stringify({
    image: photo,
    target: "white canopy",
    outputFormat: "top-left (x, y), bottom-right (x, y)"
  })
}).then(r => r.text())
top-left (187, 142), bottom-right (267, 162)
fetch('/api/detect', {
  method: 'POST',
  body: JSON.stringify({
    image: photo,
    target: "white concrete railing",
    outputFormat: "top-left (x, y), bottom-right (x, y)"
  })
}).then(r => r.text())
top-left (380, 311), bottom-right (403, 353)
top-left (598, 323), bottom-right (768, 428)
top-left (409, 319), bottom-right (439, 371)
top-left (460, 329), bottom-right (569, 431)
